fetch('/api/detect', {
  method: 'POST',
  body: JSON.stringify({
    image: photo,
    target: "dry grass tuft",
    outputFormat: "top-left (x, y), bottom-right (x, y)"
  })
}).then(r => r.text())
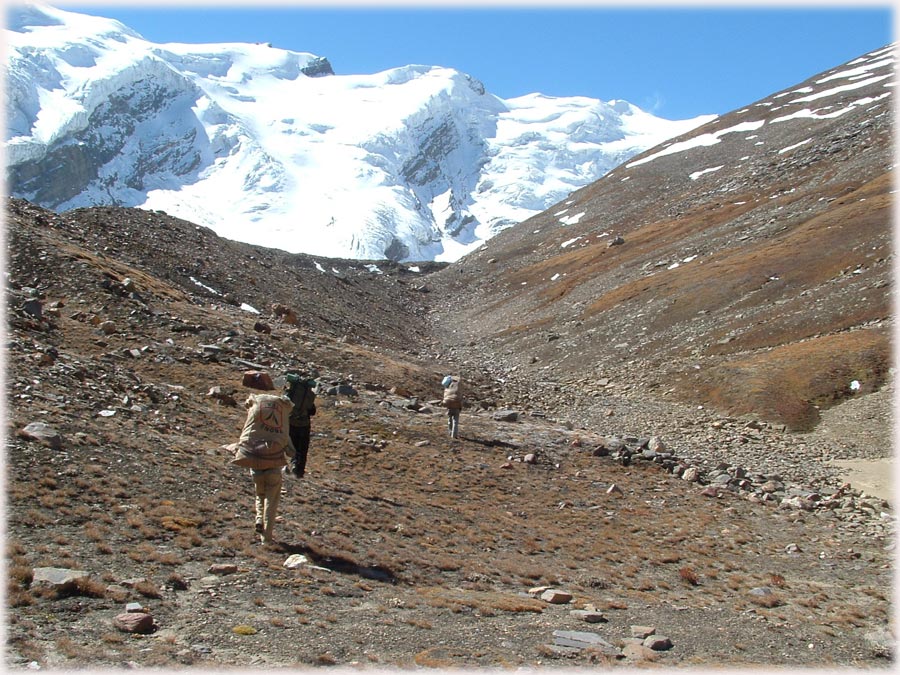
top-left (134, 580), bottom-right (163, 599)
top-left (72, 576), bottom-right (108, 598)
top-left (417, 587), bottom-right (545, 614)
top-left (749, 592), bottom-right (783, 608)
top-left (315, 652), bottom-right (338, 666)
top-left (679, 567), bottom-right (700, 586)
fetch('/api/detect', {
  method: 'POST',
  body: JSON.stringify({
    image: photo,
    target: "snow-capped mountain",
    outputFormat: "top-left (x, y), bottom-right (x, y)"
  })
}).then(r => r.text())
top-left (5, 3), bottom-right (715, 262)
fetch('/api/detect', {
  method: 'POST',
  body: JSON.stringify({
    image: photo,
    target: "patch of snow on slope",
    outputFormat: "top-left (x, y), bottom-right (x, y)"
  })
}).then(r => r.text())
top-left (689, 165), bottom-right (724, 180)
top-left (626, 120), bottom-right (764, 169)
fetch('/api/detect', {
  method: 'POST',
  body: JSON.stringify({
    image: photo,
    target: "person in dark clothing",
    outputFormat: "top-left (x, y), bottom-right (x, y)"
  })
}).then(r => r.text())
top-left (284, 372), bottom-right (317, 477)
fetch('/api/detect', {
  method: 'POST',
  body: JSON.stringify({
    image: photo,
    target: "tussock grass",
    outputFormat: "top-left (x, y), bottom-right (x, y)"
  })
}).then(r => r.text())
top-left (56, 636), bottom-right (91, 660)
top-left (749, 592), bottom-right (783, 608)
top-left (416, 587), bottom-right (544, 614)
top-left (133, 580), bottom-right (162, 599)
top-left (679, 567), bottom-right (700, 586)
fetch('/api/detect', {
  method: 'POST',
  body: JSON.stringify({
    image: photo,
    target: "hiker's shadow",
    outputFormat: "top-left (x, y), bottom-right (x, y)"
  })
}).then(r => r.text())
top-left (277, 541), bottom-right (398, 584)
top-left (461, 435), bottom-right (519, 450)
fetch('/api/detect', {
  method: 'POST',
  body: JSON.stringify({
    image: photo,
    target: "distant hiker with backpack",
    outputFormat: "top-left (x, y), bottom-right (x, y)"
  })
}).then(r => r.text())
top-left (284, 371), bottom-right (317, 478)
top-left (441, 375), bottom-right (463, 439)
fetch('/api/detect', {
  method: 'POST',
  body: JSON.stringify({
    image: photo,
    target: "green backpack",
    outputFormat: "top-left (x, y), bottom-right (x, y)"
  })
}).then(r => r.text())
top-left (285, 373), bottom-right (316, 423)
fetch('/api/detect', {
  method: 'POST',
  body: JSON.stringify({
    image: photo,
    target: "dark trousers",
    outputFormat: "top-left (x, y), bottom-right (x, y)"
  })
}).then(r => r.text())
top-left (289, 424), bottom-right (311, 477)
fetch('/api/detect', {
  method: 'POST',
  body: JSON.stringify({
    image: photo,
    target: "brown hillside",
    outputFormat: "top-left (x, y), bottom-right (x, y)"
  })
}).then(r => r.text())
top-left (429, 45), bottom-right (894, 432)
top-left (5, 195), bottom-right (893, 670)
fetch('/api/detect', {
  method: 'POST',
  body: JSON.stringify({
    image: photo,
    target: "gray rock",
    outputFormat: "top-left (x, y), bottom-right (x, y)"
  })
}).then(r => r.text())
top-left (32, 567), bottom-right (90, 591)
top-left (20, 422), bottom-right (63, 450)
top-left (21, 298), bottom-right (42, 319)
top-left (682, 466), bottom-right (700, 482)
top-left (326, 383), bottom-right (358, 396)
top-left (761, 480), bottom-right (785, 493)
top-left (570, 609), bottom-right (607, 623)
top-left (541, 589), bottom-right (573, 604)
top-left (207, 564), bottom-right (238, 575)
top-left (647, 436), bottom-right (666, 453)
top-left (553, 630), bottom-right (621, 656)
top-left (630, 625), bottom-right (656, 639)
top-left (114, 612), bottom-right (154, 634)
top-left (622, 643), bottom-right (661, 661)
top-left (643, 635), bottom-right (673, 651)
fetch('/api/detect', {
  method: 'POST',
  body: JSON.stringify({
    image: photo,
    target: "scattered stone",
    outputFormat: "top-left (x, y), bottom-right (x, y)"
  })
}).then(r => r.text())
top-left (19, 422), bottom-right (62, 450)
top-left (207, 386), bottom-right (238, 406)
top-left (541, 589), bottom-right (573, 604)
top-left (647, 436), bottom-right (666, 453)
top-left (781, 495), bottom-right (816, 511)
top-left (31, 567), bottom-right (90, 592)
top-left (630, 625), bottom-right (656, 639)
top-left (643, 635), bottom-right (673, 651)
top-left (325, 383), bottom-right (358, 397)
top-left (681, 467), bottom-right (700, 482)
top-left (242, 371), bottom-right (274, 391)
top-left (570, 609), bottom-right (607, 623)
top-left (622, 643), bottom-right (660, 661)
top-left (207, 564), bottom-right (239, 576)
top-left (271, 303), bottom-right (299, 325)
top-left (21, 298), bottom-right (43, 319)
top-left (114, 612), bottom-right (154, 634)
top-left (552, 630), bottom-right (621, 657)
top-left (492, 409), bottom-right (519, 422)
top-left (761, 480), bottom-right (785, 493)
top-left (283, 554), bottom-right (309, 569)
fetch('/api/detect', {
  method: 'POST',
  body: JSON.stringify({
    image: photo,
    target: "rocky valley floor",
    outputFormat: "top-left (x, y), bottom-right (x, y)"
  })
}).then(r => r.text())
top-left (4, 199), bottom-right (896, 670)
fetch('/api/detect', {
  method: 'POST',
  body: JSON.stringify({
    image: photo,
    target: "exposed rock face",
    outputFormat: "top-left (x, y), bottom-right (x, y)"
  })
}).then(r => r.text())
top-left (10, 61), bottom-right (208, 207)
top-left (301, 56), bottom-right (334, 77)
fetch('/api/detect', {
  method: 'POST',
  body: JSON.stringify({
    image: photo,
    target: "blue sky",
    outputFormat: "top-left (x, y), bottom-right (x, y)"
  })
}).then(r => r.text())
top-left (61, 3), bottom-right (893, 120)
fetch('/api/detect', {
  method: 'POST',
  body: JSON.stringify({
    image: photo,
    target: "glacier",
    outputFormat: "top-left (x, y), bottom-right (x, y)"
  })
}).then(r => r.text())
top-left (4, 3), bottom-right (716, 261)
